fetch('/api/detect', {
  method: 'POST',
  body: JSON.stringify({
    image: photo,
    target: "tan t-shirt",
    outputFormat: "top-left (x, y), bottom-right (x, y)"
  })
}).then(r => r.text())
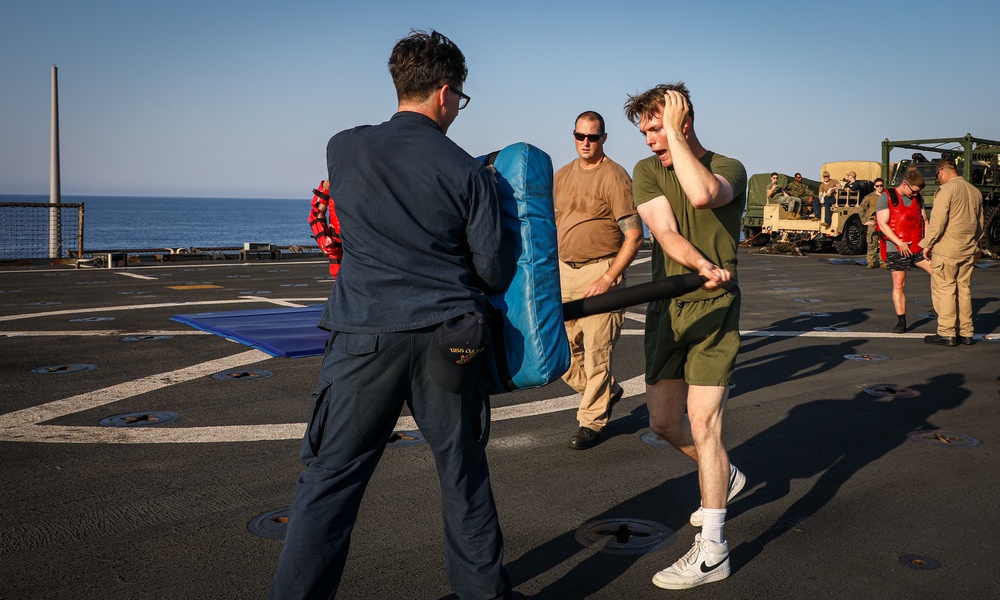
top-left (554, 157), bottom-right (635, 264)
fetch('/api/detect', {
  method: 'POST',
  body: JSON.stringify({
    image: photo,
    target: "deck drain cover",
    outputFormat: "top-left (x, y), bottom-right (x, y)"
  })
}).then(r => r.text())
top-left (69, 316), bottom-right (115, 322)
top-left (387, 430), bottom-right (425, 448)
top-left (797, 311), bottom-right (832, 317)
top-left (248, 507), bottom-right (290, 540)
top-left (864, 385), bottom-right (919, 398)
top-left (814, 326), bottom-right (852, 332)
top-left (211, 369), bottom-right (273, 381)
top-left (279, 283), bottom-right (308, 287)
top-left (0, 290), bottom-right (23, 294)
top-left (239, 290), bottom-right (271, 295)
top-left (32, 364), bottom-right (98, 374)
top-left (117, 291), bottom-right (150, 295)
top-left (906, 430), bottom-right (980, 448)
top-left (576, 519), bottom-right (675, 555)
top-left (99, 411), bottom-right (180, 427)
top-left (899, 554), bottom-right (940, 570)
top-left (25, 301), bottom-right (62, 306)
top-left (122, 335), bottom-right (174, 342)
top-left (794, 298), bottom-right (823, 303)
top-left (844, 354), bottom-right (888, 362)
top-left (773, 287), bottom-right (799, 291)
top-left (640, 431), bottom-right (673, 448)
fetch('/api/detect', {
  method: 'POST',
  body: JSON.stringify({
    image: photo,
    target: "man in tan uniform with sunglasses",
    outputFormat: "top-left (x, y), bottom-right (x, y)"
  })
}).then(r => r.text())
top-left (554, 110), bottom-right (643, 450)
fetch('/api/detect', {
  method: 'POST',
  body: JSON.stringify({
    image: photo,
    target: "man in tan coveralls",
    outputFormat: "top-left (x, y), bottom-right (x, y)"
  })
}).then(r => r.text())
top-left (920, 158), bottom-right (984, 346)
top-left (554, 110), bottom-right (643, 449)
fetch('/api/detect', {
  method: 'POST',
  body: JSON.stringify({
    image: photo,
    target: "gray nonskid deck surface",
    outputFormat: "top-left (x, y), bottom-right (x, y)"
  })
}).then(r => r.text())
top-left (1, 250), bottom-right (998, 599)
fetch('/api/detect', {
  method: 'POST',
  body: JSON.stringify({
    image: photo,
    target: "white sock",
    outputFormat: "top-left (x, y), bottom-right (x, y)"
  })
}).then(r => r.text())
top-left (701, 508), bottom-right (727, 544)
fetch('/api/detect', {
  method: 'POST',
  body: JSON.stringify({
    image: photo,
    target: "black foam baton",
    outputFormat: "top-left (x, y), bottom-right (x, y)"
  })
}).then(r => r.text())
top-left (562, 272), bottom-right (707, 321)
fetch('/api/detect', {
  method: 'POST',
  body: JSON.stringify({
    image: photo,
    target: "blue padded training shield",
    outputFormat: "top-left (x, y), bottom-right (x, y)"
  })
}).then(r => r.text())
top-left (479, 143), bottom-right (570, 393)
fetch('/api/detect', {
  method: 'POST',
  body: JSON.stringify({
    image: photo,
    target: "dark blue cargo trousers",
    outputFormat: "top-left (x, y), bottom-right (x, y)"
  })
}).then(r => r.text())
top-left (269, 329), bottom-right (511, 599)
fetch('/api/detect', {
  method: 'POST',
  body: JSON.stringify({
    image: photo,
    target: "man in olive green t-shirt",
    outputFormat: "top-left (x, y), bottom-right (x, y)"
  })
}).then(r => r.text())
top-left (623, 82), bottom-right (747, 591)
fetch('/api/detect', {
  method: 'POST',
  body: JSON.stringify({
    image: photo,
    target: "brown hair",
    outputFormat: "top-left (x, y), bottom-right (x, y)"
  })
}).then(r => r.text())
top-left (623, 82), bottom-right (694, 126)
top-left (937, 158), bottom-right (957, 173)
top-left (903, 167), bottom-right (925, 189)
top-left (388, 30), bottom-right (467, 104)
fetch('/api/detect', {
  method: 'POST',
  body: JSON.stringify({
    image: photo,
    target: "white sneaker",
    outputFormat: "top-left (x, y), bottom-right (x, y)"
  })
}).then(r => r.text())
top-left (652, 534), bottom-right (730, 590)
top-left (689, 465), bottom-right (746, 527)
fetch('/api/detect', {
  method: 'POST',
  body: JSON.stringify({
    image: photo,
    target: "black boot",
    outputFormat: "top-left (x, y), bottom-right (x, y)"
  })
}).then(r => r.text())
top-left (893, 315), bottom-right (906, 333)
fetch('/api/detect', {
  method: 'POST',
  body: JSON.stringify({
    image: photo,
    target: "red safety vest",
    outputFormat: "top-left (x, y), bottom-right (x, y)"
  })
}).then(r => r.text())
top-left (879, 188), bottom-right (924, 260)
top-left (309, 181), bottom-right (342, 278)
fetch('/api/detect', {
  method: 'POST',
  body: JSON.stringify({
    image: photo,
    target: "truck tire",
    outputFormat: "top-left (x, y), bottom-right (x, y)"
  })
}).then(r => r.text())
top-left (834, 216), bottom-right (866, 255)
top-left (983, 205), bottom-right (1000, 256)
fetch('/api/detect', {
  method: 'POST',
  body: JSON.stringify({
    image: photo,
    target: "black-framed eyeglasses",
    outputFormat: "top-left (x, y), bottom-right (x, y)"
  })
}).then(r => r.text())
top-left (573, 131), bottom-right (603, 143)
top-left (874, 184), bottom-right (884, 188)
top-left (442, 85), bottom-right (470, 110)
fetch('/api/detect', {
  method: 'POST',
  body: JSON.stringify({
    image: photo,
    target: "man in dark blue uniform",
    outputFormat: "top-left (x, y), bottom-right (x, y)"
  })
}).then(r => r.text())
top-left (270, 29), bottom-right (515, 600)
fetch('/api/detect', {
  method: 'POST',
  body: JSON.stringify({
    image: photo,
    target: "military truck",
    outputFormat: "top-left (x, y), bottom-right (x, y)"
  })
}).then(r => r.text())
top-left (754, 161), bottom-right (881, 255)
top-left (882, 135), bottom-right (1000, 257)
top-left (741, 172), bottom-right (821, 246)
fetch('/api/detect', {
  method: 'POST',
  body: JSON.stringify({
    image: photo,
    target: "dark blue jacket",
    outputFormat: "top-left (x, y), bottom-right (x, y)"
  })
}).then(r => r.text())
top-left (319, 111), bottom-right (514, 333)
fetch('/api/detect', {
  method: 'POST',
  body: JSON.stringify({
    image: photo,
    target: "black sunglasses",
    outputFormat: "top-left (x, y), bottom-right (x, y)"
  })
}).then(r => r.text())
top-left (573, 131), bottom-right (603, 143)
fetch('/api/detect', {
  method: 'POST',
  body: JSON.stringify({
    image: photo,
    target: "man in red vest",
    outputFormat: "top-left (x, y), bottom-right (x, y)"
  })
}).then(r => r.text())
top-left (876, 167), bottom-right (932, 333)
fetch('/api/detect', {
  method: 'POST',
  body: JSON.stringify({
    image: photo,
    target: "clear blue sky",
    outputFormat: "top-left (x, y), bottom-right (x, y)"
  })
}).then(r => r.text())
top-left (2, 0), bottom-right (998, 199)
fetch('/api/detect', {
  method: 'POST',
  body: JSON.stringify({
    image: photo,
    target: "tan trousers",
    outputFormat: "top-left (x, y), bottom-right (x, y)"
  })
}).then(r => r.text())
top-left (559, 258), bottom-right (624, 430)
top-left (930, 252), bottom-right (976, 337)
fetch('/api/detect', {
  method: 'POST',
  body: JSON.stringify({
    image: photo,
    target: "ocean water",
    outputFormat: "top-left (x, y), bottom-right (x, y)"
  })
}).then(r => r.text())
top-left (1, 194), bottom-right (317, 254)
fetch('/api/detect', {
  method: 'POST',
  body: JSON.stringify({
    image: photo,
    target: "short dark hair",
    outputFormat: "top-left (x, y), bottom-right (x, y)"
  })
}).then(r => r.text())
top-left (388, 29), bottom-right (467, 104)
top-left (771, 172), bottom-right (779, 177)
top-left (575, 111), bottom-right (605, 134)
top-left (874, 177), bottom-right (884, 185)
top-left (623, 81), bottom-right (694, 126)
top-left (794, 173), bottom-right (802, 178)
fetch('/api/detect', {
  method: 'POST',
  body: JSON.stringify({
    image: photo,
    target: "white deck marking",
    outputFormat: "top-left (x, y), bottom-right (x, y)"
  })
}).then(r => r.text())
top-left (116, 272), bottom-right (158, 280)
top-left (0, 300), bottom-right (258, 322)
top-left (0, 323), bottom-right (973, 444)
top-left (244, 296), bottom-right (308, 308)
top-left (0, 298), bottom-right (327, 322)
top-left (0, 350), bottom-right (275, 444)
top-left (389, 374), bottom-right (647, 432)
top-left (1, 330), bottom-right (209, 337)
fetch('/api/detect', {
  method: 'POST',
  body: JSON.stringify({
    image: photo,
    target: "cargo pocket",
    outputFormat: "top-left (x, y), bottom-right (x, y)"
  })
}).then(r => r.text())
top-left (300, 380), bottom-right (333, 465)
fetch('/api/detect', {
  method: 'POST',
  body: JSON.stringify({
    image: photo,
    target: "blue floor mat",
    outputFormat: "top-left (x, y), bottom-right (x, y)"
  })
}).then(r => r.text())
top-left (172, 305), bottom-right (327, 357)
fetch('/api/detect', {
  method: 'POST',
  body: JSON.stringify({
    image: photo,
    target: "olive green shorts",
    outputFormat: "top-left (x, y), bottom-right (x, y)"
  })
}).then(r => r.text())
top-left (644, 286), bottom-right (741, 387)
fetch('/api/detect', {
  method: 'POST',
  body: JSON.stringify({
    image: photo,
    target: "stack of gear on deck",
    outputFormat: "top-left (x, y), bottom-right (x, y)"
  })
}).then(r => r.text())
top-left (309, 180), bottom-right (342, 277)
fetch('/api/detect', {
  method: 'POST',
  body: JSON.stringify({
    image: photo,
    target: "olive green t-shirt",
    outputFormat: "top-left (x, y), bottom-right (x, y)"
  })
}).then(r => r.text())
top-left (633, 151), bottom-right (746, 302)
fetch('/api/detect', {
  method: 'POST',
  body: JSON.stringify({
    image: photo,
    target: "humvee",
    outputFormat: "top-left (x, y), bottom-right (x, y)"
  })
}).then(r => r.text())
top-left (882, 135), bottom-right (1000, 257)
